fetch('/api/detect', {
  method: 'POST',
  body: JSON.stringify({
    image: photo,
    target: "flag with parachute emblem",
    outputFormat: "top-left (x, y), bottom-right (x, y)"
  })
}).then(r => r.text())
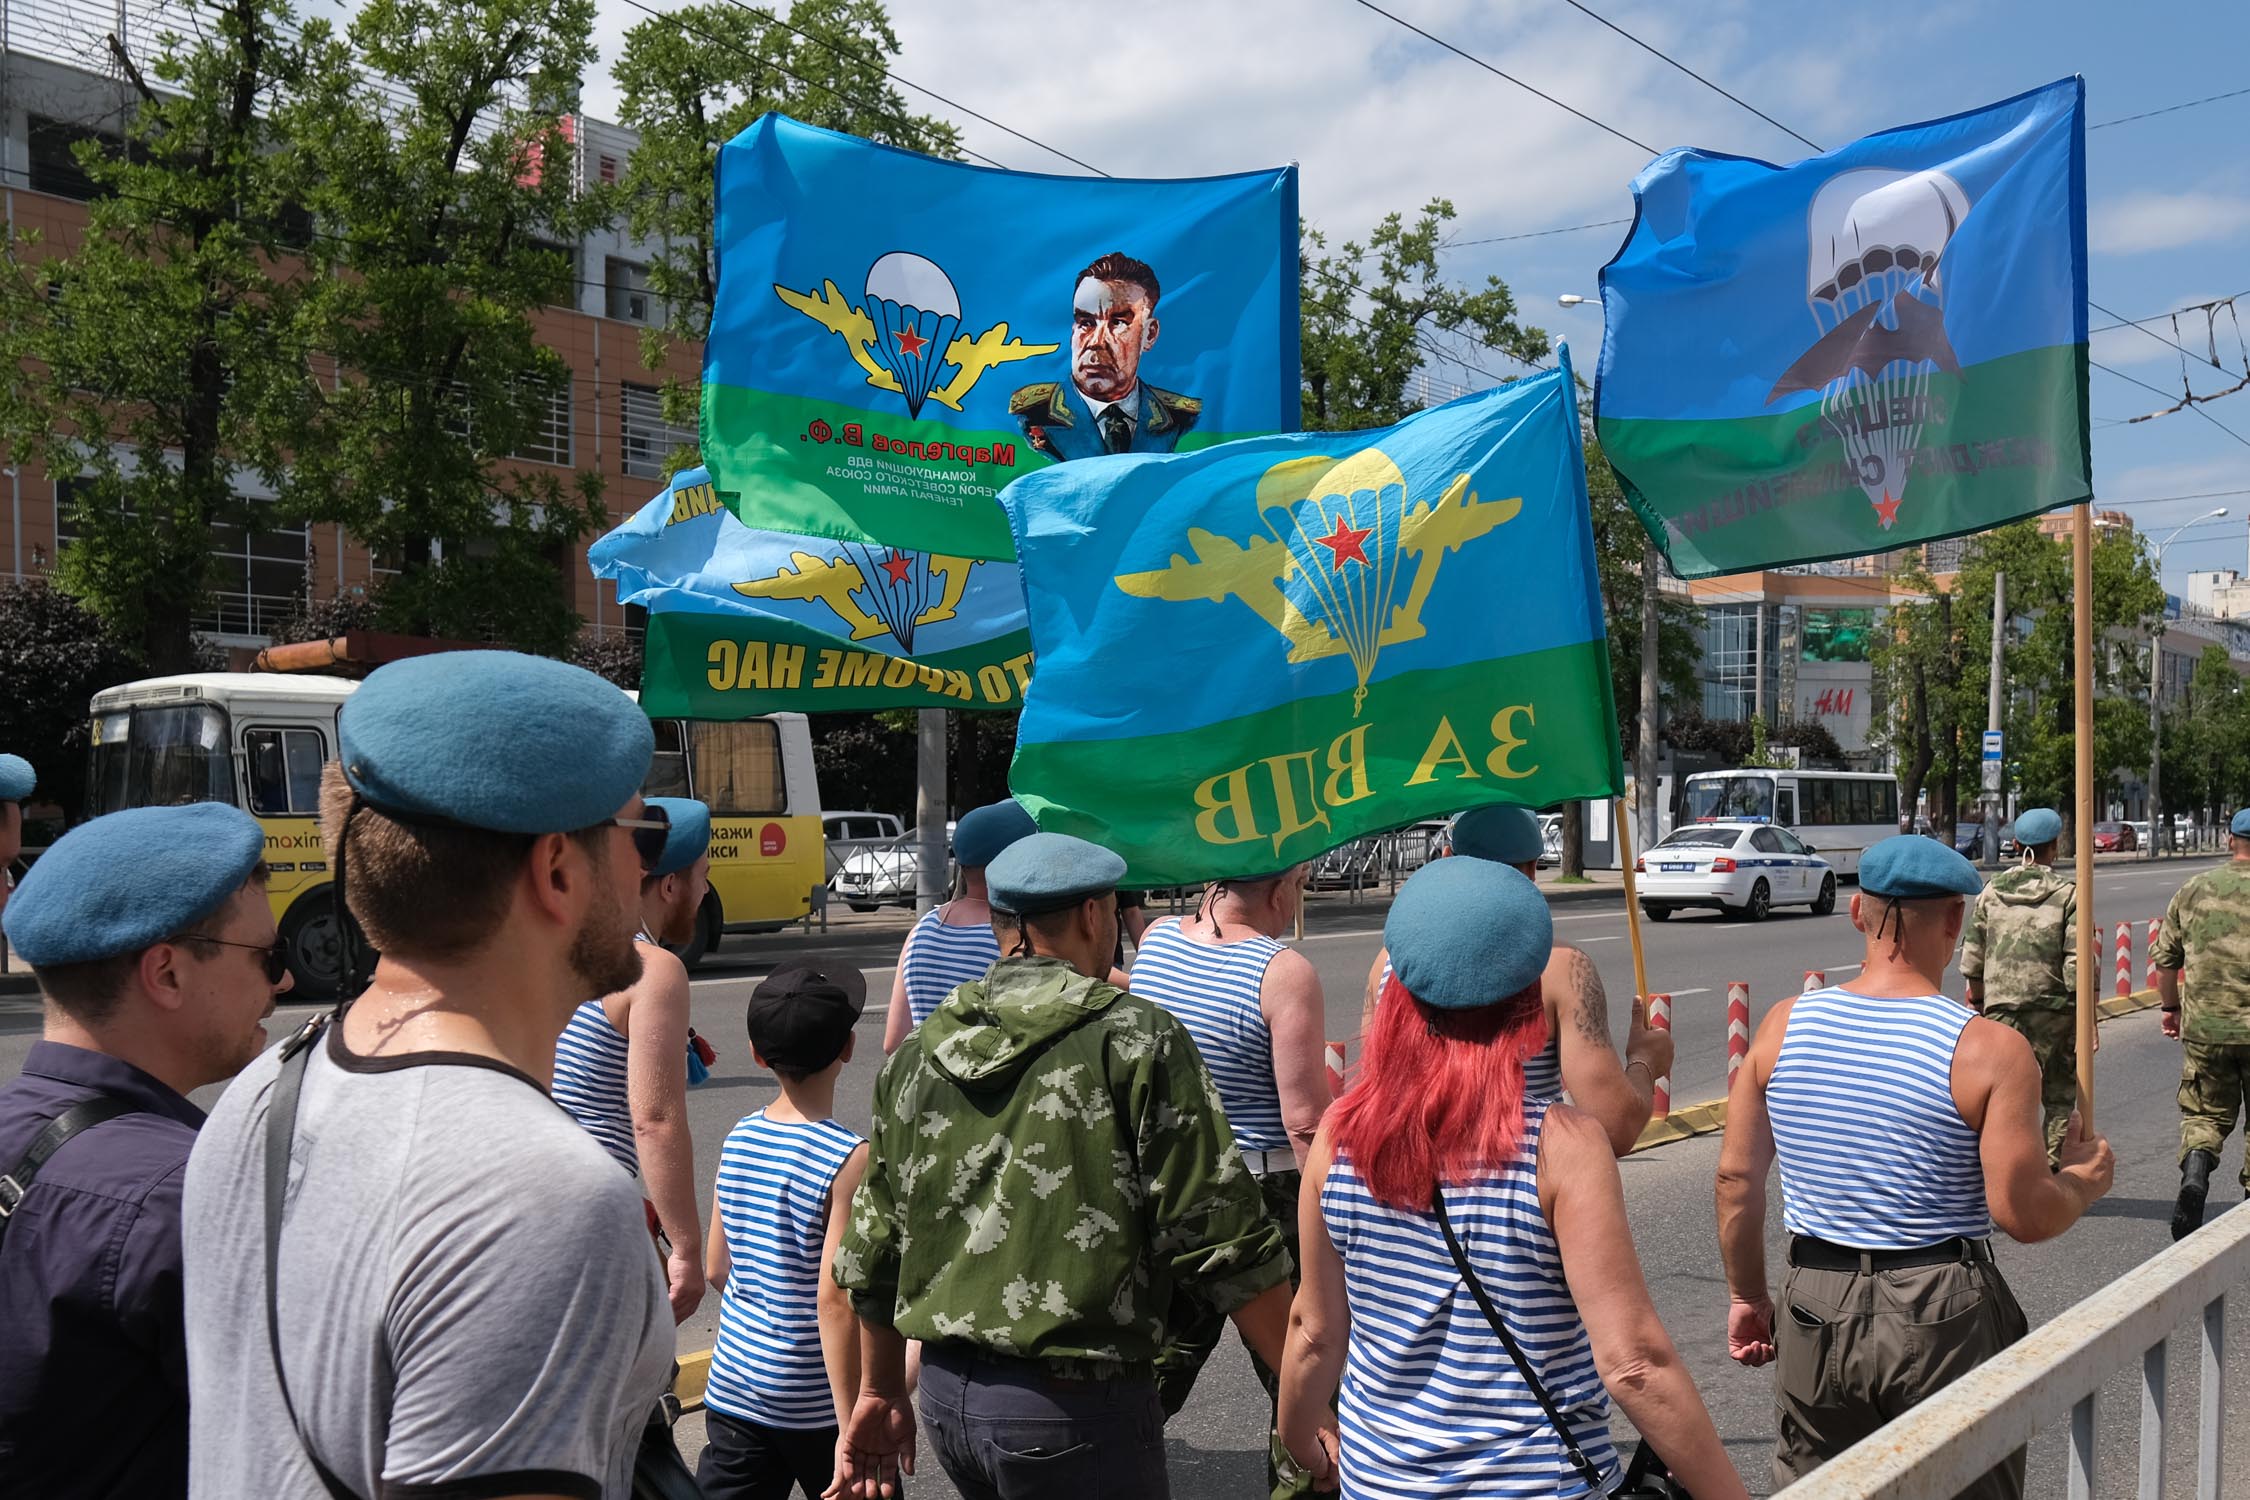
top-left (702, 114), bottom-right (1299, 564)
top-left (591, 468), bottom-right (1032, 715)
top-left (1596, 78), bottom-right (2088, 579)
top-left (1001, 354), bottom-right (1621, 886)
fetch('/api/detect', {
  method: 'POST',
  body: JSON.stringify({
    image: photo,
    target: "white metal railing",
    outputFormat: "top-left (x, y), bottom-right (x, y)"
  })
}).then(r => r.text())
top-left (1778, 1204), bottom-right (2250, 1498)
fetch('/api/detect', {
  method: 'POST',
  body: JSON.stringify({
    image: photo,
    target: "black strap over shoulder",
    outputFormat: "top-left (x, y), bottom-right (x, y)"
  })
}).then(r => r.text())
top-left (0, 1095), bottom-right (140, 1248)
top-left (1432, 1183), bottom-right (1608, 1495)
top-left (265, 1009), bottom-right (362, 1500)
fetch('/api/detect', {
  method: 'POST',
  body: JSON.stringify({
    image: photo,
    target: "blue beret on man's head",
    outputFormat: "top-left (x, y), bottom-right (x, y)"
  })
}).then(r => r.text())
top-left (644, 797), bottom-right (711, 878)
top-left (1385, 857), bottom-right (1553, 1011)
top-left (953, 799), bottom-right (1039, 870)
top-left (2012, 808), bottom-right (2062, 847)
top-left (1859, 834), bottom-right (1985, 900)
top-left (0, 754), bottom-right (33, 804)
top-left (1451, 803), bottom-right (1545, 866)
top-left (3, 804), bottom-right (266, 968)
top-left (2231, 807), bottom-right (2250, 838)
top-left (986, 832), bottom-right (1126, 917)
top-left (339, 651), bottom-right (653, 835)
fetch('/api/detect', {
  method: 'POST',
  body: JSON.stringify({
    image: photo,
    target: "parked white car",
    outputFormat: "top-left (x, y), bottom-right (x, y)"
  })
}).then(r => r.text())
top-left (830, 821), bottom-right (953, 911)
top-left (1635, 821), bottom-right (1836, 923)
top-left (823, 810), bottom-right (905, 883)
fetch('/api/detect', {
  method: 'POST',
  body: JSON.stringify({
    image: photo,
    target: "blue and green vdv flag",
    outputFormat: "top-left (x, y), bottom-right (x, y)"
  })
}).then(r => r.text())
top-left (1596, 78), bottom-right (2089, 579)
top-left (591, 469), bottom-right (1031, 716)
top-left (1001, 354), bottom-right (1622, 886)
top-left (704, 114), bottom-right (1299, 563)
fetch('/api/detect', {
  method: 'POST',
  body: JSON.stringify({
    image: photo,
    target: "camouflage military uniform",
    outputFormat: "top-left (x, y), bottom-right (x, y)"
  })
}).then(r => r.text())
top-left (2152, 865), bottom-right (2250, 1186)
top-left (1960, 862), bottom-right (2079, 1162)
top-left (833, 955), bottom-right (1290, 1366)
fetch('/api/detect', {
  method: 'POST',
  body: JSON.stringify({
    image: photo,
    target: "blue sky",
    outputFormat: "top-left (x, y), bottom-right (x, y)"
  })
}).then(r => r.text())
top-left (577, 0), bottom-right (2250, 591)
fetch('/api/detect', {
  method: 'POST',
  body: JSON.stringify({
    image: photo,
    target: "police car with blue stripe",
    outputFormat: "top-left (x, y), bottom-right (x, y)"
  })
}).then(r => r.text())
top-left (1634, 819), bottom-right (1836, 923)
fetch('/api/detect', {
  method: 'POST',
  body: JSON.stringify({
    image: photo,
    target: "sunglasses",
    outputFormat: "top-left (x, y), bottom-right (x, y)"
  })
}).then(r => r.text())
top-left (185, 935), bottom-right (291, 984)
top-left (610, 804), bottom-right (672, 872)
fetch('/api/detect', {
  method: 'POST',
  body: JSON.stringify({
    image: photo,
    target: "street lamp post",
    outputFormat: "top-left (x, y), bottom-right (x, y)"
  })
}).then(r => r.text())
top-left (2150, 507), bottom-right (2228, 859)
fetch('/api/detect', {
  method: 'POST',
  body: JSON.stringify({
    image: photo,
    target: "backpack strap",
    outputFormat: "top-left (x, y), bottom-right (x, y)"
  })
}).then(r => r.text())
top-left (0, 1096), bottom-right (140, 1248)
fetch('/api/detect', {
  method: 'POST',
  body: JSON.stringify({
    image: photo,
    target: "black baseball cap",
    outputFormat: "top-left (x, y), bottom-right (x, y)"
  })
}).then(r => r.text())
top-left (747, 963), bottom-right (867, 1074)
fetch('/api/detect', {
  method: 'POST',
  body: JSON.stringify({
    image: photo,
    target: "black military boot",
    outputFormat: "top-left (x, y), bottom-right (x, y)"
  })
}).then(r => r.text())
top-left (2173, 1149), bottom-right (2219, 1242)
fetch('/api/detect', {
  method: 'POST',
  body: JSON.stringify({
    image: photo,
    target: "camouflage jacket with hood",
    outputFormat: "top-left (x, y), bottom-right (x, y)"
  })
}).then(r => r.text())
top-left (831, 956), bottom-right (1290, 1366)
top-left (1960, 860), bottom-right (2077, 1012)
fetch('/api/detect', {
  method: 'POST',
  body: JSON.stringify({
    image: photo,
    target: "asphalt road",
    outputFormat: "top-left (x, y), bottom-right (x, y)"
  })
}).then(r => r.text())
top-left (2, 853), bottom-right (2240, 1494)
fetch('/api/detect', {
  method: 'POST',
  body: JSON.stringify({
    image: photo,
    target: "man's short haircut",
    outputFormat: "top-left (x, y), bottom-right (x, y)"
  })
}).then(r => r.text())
top-left (36, 865), bottom-right (270, 1024)
top-left (319, 763), bottom-right (603, 962)
top-left (1074, 251), bottom-right (1159, 307)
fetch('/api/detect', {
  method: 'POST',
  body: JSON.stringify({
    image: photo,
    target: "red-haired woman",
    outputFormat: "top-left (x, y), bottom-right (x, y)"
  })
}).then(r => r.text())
top-left (1276, 859), bottom-right (1745, 1499)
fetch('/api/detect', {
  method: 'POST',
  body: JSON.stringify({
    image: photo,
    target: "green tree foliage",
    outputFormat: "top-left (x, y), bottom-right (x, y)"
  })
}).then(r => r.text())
top-left (279, 0), bottom-right (609, 653)
top-left (613, 0), bottom-right (958, 449)
top-left (2160, 645), bottom-right (2250, 828)
top-left (1586, 436), bottom-right (1701, 755)
top-left (0, 0), bottom-right (314, 671)
top-left (1871, 520), bottom-right (2163, 841)
top-left (1299, 200), bottom-right (1549, 431)
top-left (0, 579), bottom-right (147, 823)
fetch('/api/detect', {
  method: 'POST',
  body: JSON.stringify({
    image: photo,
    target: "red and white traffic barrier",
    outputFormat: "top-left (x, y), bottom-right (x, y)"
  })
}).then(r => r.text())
top-left (2115, 923), bottom-right (2132, 998)
top-left (1325, 1039), bottom-right (1348, 1099)
top-left (1802, 971), bottom-right (1825, 994)
top-left (1646, 994), bottom-right (1672, 1118)
top-left (2148, 918), bottom-right (2161, 993)
top-left (1727, 982), bottom-right (1751, 1087)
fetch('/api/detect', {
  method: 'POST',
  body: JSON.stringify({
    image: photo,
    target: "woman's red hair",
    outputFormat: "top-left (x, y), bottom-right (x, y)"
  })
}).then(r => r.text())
top-left (1329, 973), bottom-right (1550, 1211)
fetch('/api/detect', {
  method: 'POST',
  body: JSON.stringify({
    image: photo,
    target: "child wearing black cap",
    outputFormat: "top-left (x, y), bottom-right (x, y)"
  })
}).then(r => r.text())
top-left (699, 965), bottom-right (871, 1499)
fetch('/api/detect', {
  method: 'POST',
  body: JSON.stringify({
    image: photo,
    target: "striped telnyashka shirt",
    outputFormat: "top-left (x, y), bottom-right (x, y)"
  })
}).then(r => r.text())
top-left (551, 997), bottom-right (636, 1175)
top-left (1767, 985), bottom-right (1989, 1249)
top-left (705, 1111), bottom-right (864, 1429)
top-left (1321, 1104), bottom-right (1618, 1499)
top-left (1131, 917), bottom-right (1290, 1154)
top-left (900, 908), bottom-right (1002, 1028)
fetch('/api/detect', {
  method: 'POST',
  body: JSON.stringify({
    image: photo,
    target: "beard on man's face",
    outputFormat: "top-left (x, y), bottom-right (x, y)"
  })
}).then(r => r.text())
top-left (569, 861), bottom-right (646, 997)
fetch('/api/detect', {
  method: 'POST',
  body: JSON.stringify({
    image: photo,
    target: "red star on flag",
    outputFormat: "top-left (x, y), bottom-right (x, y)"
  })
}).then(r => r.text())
top-left (895, 326), bottom-right (928, 358)
top-left (1872, 493), bottom-right (1901, 529)
top-left (881, 551), bottom-right (915, 585)
top-left (1313, 515), bottom-right (1373, 571)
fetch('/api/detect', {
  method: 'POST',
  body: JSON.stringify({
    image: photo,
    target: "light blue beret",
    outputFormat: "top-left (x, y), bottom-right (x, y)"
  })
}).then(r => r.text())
top-left (646, 797), bottom-right (711, 878)
top-left (2013, 808), bottom-right (2061, 847)
top-left (1452, 804), bottom-right (1544, 866)
top-left (2232, 808), bottom-right (2250, 838)
top-left (1860, 834), bottom-right (1984, 899)
top-left (1385, 858), bottom-right (1552, 1010)
top-left (953, 799), bottom-right (1038, 869)
top-left (0, 754), bottom-right (33, 803)
top-left (339, 652), bottom-right (653, 835)
top-left (987, 832), bottom-right (1125, 917)
top-left (4, 804), bottom-right (265, 967)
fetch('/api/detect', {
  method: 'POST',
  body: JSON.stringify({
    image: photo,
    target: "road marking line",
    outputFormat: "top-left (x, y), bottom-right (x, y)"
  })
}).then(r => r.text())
top-left (1580, 934), bottom-right (1625, 943)
top-left (1666, 987), bottom-right (1711, 998)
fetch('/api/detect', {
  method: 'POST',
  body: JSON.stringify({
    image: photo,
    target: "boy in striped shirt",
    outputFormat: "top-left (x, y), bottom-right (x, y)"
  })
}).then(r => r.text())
top-left (701, 965), bottom-right (871, 1499)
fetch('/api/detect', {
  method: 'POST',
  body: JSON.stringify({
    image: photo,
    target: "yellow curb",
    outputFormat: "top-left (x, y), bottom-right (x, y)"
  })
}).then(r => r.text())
top-left (668, 988), bottom-right (2180, 1406)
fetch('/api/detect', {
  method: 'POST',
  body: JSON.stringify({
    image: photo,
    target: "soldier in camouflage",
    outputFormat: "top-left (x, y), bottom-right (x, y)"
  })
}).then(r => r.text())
top-left (2152, 807), bottom-right (2250, 1240)
top-left (830, 832), bottom-right (1299, 1500)
top-left (1961, 807), bottom-right (2078, 1165)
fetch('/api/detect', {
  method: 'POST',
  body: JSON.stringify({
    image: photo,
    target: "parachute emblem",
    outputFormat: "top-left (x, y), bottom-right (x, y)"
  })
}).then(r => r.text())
top-left (1767, 167), bottom-right (1973, 530)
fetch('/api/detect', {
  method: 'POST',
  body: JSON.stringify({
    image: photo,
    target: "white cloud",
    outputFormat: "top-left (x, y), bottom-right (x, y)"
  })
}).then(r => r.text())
top-left (2091, 192), bottom-right (2250, 255)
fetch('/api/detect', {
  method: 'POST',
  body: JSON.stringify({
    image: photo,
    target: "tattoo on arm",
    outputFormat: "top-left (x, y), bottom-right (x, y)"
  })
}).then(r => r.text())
top-left (1567, 949), bottom-right (1611, 1045)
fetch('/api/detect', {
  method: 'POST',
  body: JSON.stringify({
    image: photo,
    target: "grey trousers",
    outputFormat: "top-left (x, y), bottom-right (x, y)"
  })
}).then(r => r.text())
top-left (1773, 1245), bottom-right (2028, 1500)
top-left (919, 1345), bottom-right (1170, 1500)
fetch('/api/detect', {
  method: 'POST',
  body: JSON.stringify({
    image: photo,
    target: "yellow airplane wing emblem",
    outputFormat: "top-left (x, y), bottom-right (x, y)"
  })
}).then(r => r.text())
top-left (773, 280), bottom-right (1057, 413)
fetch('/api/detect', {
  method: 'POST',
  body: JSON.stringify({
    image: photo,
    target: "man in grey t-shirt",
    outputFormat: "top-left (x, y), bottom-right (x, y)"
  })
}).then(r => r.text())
top-left (183, 652), bottom-right (675, 1499)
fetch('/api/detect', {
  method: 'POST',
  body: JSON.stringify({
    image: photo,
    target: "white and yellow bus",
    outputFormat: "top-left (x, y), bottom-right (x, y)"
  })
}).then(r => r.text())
top-left (86, 673), bottom-right (824, 999)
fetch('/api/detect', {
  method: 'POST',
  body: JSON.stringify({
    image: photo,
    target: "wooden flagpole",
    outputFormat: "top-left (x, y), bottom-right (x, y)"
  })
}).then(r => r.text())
top-left (2072, 503), bottom-right (2097, 1128)
top-left (1614, 798), bottom-right (1652, 1022)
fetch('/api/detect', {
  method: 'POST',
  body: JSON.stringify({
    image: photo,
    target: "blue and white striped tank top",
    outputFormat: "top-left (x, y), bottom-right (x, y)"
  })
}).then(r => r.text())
top-left (1381, 954), bottom-right (1563, 1101)
top-left (1768, 986), bottom-right (1988, 1249)
top-left (901, 906), bottom-right (1001, 1027)
top-left (1321, 1105), bottom-right (1618, 1500)
top-left (707, 1111), bottom-right (864, 1429)
top-left (1132, 917), bottom-right (1289, 1154)
top-left (552, 996), bottom-right (636, 1175)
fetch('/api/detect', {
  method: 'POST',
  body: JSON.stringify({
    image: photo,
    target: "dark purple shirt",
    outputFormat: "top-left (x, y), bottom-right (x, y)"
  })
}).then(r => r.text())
top-left (0, 1040), bottom-right (204, 1498)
